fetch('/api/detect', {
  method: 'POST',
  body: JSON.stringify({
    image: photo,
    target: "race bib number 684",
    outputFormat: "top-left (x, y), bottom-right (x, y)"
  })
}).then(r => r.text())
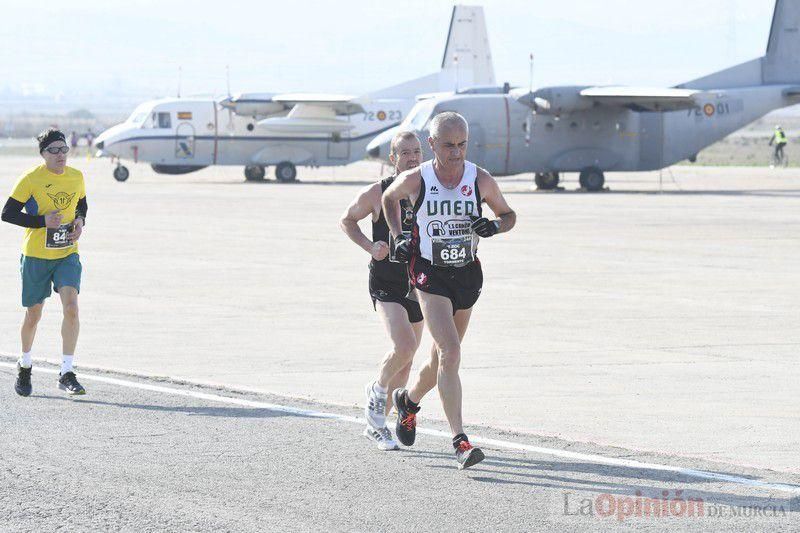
top-left (432, 238), bottom-right (474, 267)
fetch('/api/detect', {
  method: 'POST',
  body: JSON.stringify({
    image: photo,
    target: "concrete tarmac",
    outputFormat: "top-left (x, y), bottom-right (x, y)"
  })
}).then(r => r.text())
top-left (1, 361), bottom-right (798, 532)
top-left (0, 157), bottom-right (798, 479)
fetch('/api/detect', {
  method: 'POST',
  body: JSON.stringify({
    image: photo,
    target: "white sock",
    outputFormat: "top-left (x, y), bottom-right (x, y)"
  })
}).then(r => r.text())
top-left (60, 355), bottom-right (74, 375)
top-left (373, 382), bottom-right (387, 395)
top-left (19, 351), bottom-right (32, 368)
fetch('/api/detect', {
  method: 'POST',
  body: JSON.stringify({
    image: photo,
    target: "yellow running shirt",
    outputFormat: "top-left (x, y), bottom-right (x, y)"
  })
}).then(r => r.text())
top-left (9, 164), bottom-right (86, 260)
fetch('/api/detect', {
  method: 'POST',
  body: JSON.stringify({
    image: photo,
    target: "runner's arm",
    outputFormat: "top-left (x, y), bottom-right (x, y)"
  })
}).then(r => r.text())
top-left (382, 170), bottom-right (421, 239)
top-left (477, 170), bottom-right (516, 234)
top-left (75, 196), bottom-right (87, 225)
top-left (339, 183), bottom-right (381, 254)
top-left (1, 197), bottom-right (45, 228)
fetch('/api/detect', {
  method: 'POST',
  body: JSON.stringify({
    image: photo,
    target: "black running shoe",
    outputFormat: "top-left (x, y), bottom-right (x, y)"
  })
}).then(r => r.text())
top-left (392, 388), bottom-right (419, 446)
top-left (455, 440), bottom-right (485, 470)
top-left (15, 363), bottom-right (32, 397)
top-left (58, 372), bottom-right (86, 395)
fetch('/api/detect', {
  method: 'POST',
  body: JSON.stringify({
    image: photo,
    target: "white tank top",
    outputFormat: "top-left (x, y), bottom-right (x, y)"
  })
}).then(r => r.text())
top-left (413, 160), bottom-right (482, 267)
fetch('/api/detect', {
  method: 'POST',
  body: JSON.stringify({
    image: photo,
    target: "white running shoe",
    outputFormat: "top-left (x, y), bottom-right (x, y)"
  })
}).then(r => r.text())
top-left (364, 381), bottom-right (387, 429)
top-left (363, 426), bottom-right (399, 451)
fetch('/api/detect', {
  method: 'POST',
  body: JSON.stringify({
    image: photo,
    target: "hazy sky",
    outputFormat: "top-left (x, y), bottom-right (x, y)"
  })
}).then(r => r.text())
top-left (0, 0), bottom-right (776, 106)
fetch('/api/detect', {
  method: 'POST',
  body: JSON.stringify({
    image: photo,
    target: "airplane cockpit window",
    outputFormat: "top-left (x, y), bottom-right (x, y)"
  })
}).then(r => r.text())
top-left (127, 112), bottom-right (148, 126)
top-left (407, 100), bottom-right (436, 131)
top-left (156, 112), bottom-right (172, 129)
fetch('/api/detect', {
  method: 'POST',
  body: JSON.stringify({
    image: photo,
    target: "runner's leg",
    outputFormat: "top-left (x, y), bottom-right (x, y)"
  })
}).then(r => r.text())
top-left (365, 302), bottom-right (419, 428)
top-left (408, 308), bottom-right (469, 404)
top-left (385, 320), bottom-right (422, 414)
top-left (417, 291), bottom-right (468, 436)
top-left (59, 287), bottom-right (79, 356)
top-left (407, 345), bottom-right (438, 405)
top-left (21, 303), bottom-right (43, 354)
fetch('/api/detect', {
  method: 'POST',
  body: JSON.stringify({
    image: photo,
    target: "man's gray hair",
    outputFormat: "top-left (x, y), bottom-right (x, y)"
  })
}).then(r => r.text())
top-left (429, 111), bottom-right (468, 139)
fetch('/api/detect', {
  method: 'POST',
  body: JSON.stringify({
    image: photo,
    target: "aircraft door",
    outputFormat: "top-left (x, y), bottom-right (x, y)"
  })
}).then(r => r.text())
top-left (638, 112), bottom-right (664, 170)
top-left (327, 131), bottom-right (350, 160)
top-left (175, 122), bottom-right (196, 159)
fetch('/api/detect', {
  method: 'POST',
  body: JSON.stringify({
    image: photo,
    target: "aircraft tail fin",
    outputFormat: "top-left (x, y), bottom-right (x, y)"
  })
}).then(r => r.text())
top-left (365, 5), bottom-right (495, 99)
top-left (682, 0), bottom-right (800, 89)
top-left (440, 5), bottom-right (495, 88)
top-left (762, 0), bottom-right (800, 84)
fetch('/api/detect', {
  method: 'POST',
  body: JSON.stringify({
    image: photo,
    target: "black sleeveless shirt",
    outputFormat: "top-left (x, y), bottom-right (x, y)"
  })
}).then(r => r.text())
top-left (370, 176), bottom-right (414, 284)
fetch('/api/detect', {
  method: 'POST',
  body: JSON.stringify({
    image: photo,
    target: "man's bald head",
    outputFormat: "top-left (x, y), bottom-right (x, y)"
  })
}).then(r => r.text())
top-left (429, 111), bottom-right (468, 140)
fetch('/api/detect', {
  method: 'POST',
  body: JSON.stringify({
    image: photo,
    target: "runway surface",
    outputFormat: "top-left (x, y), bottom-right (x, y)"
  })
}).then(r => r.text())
top-left (2, 360), bottom-right (798, 532)
top-left (1, 157), bottom-right (799, 530)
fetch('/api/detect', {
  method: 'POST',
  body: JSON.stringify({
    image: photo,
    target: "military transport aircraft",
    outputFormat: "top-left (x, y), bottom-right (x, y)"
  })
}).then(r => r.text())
top-left (94, 5), bottom-right (495, 183)
top-left (368, 0), bottom-right (800, 191)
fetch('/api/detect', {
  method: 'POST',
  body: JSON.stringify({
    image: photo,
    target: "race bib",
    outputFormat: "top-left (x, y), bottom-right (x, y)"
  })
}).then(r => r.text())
top-left (432, 236), bottom-right (474, 267)
top-left (45, 224), bottom-right (73, 249)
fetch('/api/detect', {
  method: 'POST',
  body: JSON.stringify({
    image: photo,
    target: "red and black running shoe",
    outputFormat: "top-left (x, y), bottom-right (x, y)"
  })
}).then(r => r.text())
top-left (455, 440), bottom-right (485, 470)
top-left (392, 388), bottom-right (419, 446)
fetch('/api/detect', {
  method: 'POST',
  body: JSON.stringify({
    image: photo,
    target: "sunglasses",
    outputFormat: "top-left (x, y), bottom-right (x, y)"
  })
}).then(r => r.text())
top-left (43, 146), bottom-right (70, 154)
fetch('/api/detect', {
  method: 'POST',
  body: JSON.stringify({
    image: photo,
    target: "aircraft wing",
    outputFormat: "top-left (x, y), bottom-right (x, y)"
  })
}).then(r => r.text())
top-left (271, 93), bottom-right (366, 115)
top-left (256, 93), bottom-right (369, 134)
top-left (579, 86), bottom-right (703, 112)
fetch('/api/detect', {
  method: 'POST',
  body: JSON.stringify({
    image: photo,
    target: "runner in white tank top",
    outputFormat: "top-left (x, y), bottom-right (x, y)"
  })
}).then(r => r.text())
top-left (381, 112), bottom-right (517, 470)
top-left (413, 159), bottom-right (481, 268)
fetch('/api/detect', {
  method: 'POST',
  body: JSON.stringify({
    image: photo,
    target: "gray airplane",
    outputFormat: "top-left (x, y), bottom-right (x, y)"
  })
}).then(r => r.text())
top-left (368, 0), bottom-right (800, 191)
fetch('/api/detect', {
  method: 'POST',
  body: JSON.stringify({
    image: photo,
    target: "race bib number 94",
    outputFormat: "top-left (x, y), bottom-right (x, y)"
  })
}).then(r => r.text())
top-left (45, 224), bottom-right (74, 249)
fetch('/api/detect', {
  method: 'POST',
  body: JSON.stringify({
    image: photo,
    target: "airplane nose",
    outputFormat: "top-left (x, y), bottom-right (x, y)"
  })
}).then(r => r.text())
top-left (95, 140), bottom-right (104, 150)
top-left (367, 145), bottom-right (380, 159)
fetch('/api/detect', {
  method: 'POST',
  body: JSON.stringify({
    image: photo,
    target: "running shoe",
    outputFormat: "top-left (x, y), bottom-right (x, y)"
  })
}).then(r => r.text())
top-left (392, 388), bottom-right (418, 446)
top-left (15, 363), bottom-right (32, 397)
top-left (363, 426), bottom-right (399, 451)
top-left (364, 381), bottom-right (387, 429)
top-left (455, 440), bottom-right (485, 470)
top-left (58, 372), bottom-right (86, 396)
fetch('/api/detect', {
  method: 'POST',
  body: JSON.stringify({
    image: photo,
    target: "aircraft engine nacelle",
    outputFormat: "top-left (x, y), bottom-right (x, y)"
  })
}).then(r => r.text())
top-left (151, 164), bottom-right (208, 175)
top-left (230, 102), bottom-right (285, 117)
top-left (220, 94), bottom-right (285, 118)
top-left (533, 86), bottom-right (594, 115)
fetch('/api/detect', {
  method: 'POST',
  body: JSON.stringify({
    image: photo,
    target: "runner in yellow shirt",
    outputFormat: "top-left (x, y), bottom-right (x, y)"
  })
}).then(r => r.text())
top-left (1, 129), bottom-right (88, 396)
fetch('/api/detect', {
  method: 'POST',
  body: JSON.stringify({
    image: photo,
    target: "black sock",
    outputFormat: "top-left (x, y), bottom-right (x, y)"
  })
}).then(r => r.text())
top-left (400, 391), bottom-right (419, 414)
top-left (403, 391), bottom-right (421, 413)
top-left (452, 433), bottom-right (468, 449)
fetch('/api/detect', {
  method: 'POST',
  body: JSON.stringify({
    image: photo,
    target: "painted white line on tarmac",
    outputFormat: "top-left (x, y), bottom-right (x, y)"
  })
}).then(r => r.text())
top-left (2, 360), bottom-right (799, 495)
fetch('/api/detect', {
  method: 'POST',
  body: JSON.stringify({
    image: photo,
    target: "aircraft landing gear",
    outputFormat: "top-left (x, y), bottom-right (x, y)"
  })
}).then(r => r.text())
top-left (275, 162), bottom-right (297, 182)
top-left (113, 165), bottom-right (129, 182)
top-left (534, 172), bottom-right (560, 190)
top-left (579, 167), bottom-right (605, 192)
top-left (244, 165), bottom-right (266, 181)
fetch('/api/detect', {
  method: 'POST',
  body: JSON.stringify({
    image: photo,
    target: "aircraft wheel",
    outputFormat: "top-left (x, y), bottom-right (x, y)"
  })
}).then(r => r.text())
top-left (579, 167), bottom-right (605, 192)
top-left (244, 165), bottom-right (266, 181)
top-left (113, 165), bottom-right (129, 182)
top-left (534, 172), bottom-right (559, 190)
top-left (275, 162), bottom-right (297, 182)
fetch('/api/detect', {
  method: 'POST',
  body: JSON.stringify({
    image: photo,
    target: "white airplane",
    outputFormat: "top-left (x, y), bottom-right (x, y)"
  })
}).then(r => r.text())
top-left (94, 5), bottom-right (495, 183)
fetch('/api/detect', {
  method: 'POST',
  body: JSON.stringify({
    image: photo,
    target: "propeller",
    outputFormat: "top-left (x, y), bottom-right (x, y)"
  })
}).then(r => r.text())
top-left (525, 53), bottom-right (534, 147)
top-left (224, 65), bottom-right (235, 132)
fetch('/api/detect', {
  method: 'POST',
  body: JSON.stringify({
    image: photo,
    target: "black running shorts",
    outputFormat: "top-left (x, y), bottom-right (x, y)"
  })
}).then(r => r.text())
top-left (369, 271), bottom-right (423, 323)
top-left (408, 256), bottom-right (483, 312)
